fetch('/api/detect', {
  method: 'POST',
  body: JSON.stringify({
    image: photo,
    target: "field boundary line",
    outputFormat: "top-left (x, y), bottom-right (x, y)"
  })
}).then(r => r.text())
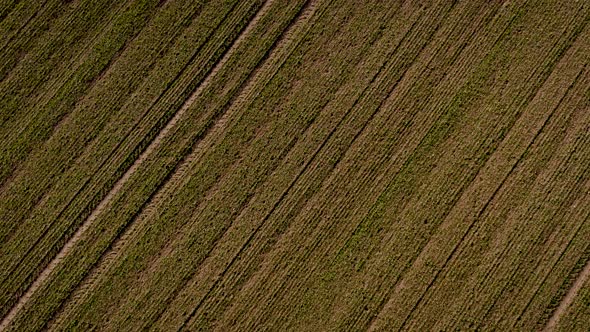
top-left (0, 0), bottom-right (270, 329)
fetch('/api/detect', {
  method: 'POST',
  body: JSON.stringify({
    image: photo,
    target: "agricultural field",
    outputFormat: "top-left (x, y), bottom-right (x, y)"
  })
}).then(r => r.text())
top-left (0, 0), bottom-right (588, 331)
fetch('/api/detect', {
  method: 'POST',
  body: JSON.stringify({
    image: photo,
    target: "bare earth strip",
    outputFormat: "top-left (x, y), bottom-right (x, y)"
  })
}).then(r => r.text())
top-left (0, 0), bottom-right (274, 329)
top-left (544, 259), bottom-right (590, 331)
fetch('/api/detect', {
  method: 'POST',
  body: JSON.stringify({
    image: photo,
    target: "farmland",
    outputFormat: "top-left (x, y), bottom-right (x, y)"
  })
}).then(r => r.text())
top-left (0, 0), bottom-right (588, 330)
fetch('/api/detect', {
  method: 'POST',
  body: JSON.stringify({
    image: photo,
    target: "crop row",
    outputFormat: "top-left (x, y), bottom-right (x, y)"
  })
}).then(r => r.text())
top-left (0, 0), bottom-right (135, 183)
top-left (2, 0), bottom-right (315, 329)
top-left (0, 0), bottom-right (255, 321)
top-left (2, 0), bottom-right (588, 330)
top-left (50, 0), bottom-right (471, 330)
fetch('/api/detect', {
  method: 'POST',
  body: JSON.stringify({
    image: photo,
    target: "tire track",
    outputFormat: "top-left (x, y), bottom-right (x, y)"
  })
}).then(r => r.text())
top-left (0, 0), bottom-right (270, 330)
top-left (54, 0), bottom-right (308, 319)
top-left (543, 249), bottom-right (590, 331)
top-left (123, 0), bottom-right (358, 328)
top-left (37, 0), bottom-right (311, 329)
top-left (0, 0), bottom-right (172, 256)
top-left (43, 0), bottom-right (306, 326)
top-left (0, 0), bottom-right (246, 319)
top-left (0, 0), bottom-right (156, 238)
top-left (135, 1), bottom-right (340, 327)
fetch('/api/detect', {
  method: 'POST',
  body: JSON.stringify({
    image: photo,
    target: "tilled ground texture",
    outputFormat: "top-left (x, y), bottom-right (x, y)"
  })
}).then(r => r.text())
top-left (0, 0), bottom-right (588, 331)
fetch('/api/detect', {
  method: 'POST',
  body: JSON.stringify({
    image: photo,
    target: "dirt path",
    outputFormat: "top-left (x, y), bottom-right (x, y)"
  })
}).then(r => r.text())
top-left (543, 259), bottom-right (590, 331)
top-left (0, 1), bottom-right (272, 330)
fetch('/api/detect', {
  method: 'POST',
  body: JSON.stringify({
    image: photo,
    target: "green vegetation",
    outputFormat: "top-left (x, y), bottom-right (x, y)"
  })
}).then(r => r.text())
top-left (1, 0), bottom-right (588, 331)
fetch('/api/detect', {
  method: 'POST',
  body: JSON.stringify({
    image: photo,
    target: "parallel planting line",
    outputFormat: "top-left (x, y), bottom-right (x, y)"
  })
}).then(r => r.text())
top-left (480, 91), bottom-right (590, 330)
top-left (315, 4), bottom-right (510, 329)
top-left (365, 4), bottom-right (584, 330)
top-left (0, 1), bottom-right (270, 330)
top-left (148, 2), bottom-right (424, 329)
top-left (542, 229), bottom-right (590, 331)
top-left (176, 3), bottom-right (395, 325)
top-left (96, 0), bottom-right (386, 326)
top-left (433, 21), bottom-right (590, 331)
top-left (50, 0), bottom-right (307, 325)
top-left (0, 0), bottom-right (50, 56)
top-left (260, 0), bottom-right (466, 323)
top-left (13, 0), bottom-right (311, 327)
top-left (48, 0), bottom-right (263, 319)
top-left (396, 39), bottom-right (581, 332)
top-left (0, 0), bottom-right (243, 318)
top-left (149, 0), bottom-right (352, 328)
top-left (0, 0), bottom-right (157, 232)
top-left (0, 0), bottom-right (139, 218)
top-left (196, 2), bottom-right (476, 329)
top-left (0, 0), bottom-right (162, 245)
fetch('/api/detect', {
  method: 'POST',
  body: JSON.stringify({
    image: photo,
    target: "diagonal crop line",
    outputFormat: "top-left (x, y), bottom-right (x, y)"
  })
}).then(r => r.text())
top-left (484, 110), bottom-right (590, 329)
top-left (0, 0), bottom-right (268, 329)
top-left (366, 6), bottom-right (586, 331)
top-left (542, 240), bottom-right (590, 331)
top-left (180, 4), bottom-right (432, 328)
top-left (0, 0), bottom-right (190, 279)
top-left (0, 0), bottom-right (179, 195)
top-left (0, 0), bottom-right (243, 317)
top-left (171, 1), bottom-right (347, 330)
top-left (240, 1), bottom-right (489, 328)
top-left (0, 0), bottom-right (50, 58)
top-left (42, 0), bottom-right (319, 329)
top-left (326, 7), bottom-right (505, 325)
top-left (396, 44), bottom-right (586, 332)
top-left (457, 23), bottom-right (590, 330)
top-left (447, 25), bottom-right (590, 330)
top-left (64, 1), bottom-right (320, 320)
top-left (211, 1), bottom-right (471, 329)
